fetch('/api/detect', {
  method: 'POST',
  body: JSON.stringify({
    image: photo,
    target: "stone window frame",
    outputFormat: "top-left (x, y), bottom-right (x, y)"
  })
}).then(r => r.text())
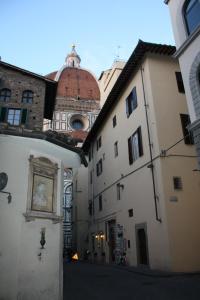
top-left (189, 51), bottom-right (200, 119)
top-left (23, 155), bottom-right (62, 223)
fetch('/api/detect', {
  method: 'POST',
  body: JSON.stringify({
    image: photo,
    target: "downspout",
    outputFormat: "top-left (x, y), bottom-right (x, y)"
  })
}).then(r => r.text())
top-left (140, 67), bottom-right (162, 223)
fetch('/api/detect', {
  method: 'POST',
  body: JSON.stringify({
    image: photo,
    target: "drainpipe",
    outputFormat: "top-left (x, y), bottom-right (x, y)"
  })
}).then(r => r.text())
top-left (140, 67), bottom-right (162, 223)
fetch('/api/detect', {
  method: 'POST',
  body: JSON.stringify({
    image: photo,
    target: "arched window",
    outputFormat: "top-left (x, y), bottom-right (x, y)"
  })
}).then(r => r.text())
top-left (184, 0), bottom-right (200, 34)
top-left (0, 88), bottom-right (11, 102)
top-left (22, 90), bottom-right (33, 104)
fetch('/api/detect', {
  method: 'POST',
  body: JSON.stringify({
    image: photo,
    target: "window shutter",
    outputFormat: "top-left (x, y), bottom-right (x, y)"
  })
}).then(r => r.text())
top-left (126, 98), bottom-right (129, 117)
top-left (0, 107), bottom-right (7, 122)
top-left (137, 127), bottom-right (143, 156)
top-left (180, 114), bottom-right (194, 145)
top-left (128, 136), bottom-right (133, 165)
top-left (21, 109), bottom-right (28, 125)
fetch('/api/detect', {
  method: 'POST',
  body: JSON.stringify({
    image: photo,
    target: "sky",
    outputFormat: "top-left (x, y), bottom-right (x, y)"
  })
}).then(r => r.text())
top-left (1, 0), bottom-right (174, 78)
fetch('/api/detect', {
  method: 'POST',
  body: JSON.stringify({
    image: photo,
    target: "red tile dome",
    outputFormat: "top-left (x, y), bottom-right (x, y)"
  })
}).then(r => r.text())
top-left (47, 67), bottom-right (100, 100)
top-left (46, 45), bottom-right (100, 101)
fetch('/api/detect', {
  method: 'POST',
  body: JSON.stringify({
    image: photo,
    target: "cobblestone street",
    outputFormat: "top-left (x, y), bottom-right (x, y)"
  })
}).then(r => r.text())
top-left (64, 262), bottom-right (200, 300)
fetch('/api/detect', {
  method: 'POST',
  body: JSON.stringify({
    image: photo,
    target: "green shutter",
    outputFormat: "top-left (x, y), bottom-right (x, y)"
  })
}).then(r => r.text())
top-left (0, 107), bottom-right (7, 122)
top-left (21, 109), bottom-right (27, 125)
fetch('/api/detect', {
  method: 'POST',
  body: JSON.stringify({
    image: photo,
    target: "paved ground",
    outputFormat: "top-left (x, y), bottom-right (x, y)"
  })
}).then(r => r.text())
top-left (63, 262), bottom-right (200, 300)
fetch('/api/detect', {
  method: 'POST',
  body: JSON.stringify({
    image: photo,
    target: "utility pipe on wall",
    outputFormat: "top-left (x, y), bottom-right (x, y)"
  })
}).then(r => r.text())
top-left (140, 67), bottom-right (162, 223)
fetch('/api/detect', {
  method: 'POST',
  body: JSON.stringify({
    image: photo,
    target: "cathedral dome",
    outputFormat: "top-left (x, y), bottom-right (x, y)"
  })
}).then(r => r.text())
top-left (46, 46), bottom-right (100, 101)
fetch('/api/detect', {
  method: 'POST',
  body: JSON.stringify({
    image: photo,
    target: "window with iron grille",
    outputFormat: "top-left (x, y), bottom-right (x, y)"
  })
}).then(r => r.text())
top-left (173, 177), bottom-right (183, 190)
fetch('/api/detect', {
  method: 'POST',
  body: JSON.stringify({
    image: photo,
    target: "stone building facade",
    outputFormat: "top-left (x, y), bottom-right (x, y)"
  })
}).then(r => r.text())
top-left (0, 61), bottom-right (57, 130)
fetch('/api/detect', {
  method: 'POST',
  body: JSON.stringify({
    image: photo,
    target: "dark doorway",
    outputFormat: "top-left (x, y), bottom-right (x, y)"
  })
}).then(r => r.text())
top-left (108, 220), bottom-right (116, 263)
top-left (136, 225), bottom-right (149, 266)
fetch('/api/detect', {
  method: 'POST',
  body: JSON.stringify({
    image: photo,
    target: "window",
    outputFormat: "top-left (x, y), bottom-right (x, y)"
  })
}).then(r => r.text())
top-left (96, 136), bottom-right (102, 151)
top-left (180, 114), bottom-right (194, 144)
top-left (0, 107), bottom-right (27, 126)
top-left (128, 240), bottom-right (131, 248)
top-left (184, 0), bottom-right (200, 34)
top-left (0, 88), bottom-right (11, 102)
top-left (22, 90), bottom-right (33, 104)
top-left (126, 87), bottom-right (137, 117)
top-left (128, 127), bottom-right (143, 164)
top-left (99, 195), bottom-right (102, 211)
top-left (96, 159), bottom-right (103, 176)
top-left (116, 183), bottom-right (121, 200)
top-left (114, 141), bottom-right (118, 157)
top-left (175, 72), bottom-right (185, 93)
top-left (128, 209), bottom-right (133, 217)
top-left (173, 177), bottom-right (183, 190)
top-left (113, 115), bottom-right (117, 127)
top-left (71, 119), bottom-right (84, 130)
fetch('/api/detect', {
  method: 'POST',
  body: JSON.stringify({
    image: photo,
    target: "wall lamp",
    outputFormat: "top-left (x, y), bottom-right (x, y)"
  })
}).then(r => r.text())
top-left (95, 232), bottom-right (105, 240)
top-left (117, 183), bottom-right (124, 190)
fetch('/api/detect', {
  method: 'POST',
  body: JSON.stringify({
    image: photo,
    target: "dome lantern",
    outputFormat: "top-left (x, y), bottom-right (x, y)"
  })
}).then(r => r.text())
top-left (65, 44), bottom-right (81, 68)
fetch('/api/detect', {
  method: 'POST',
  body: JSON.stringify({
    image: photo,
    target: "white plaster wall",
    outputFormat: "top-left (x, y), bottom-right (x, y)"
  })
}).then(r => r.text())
top-left (167, 0), bottom-right (188, 48)
top-left (167, 0), bottom-right (200, 122)
top-left (0, 135), bottom-right (80, 299)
